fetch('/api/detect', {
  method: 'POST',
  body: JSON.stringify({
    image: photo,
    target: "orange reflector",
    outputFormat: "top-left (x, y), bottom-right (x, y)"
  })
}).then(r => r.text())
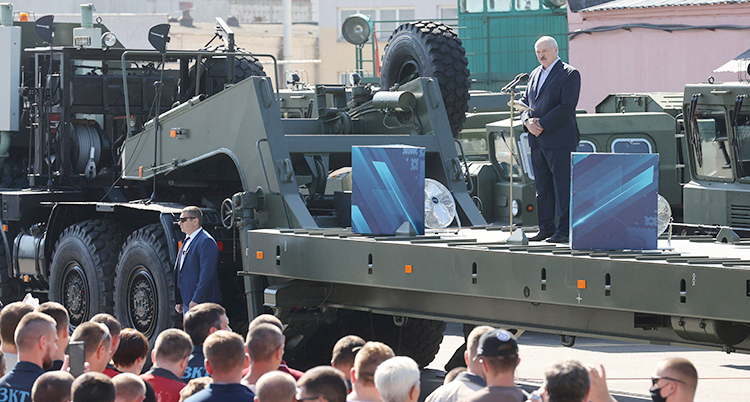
top-left (138, 166), bottom-right (143, 178)
top-left (526, 205), bottom-right (534, 212)
top-left (23, 275), bottom-right (30, 282)
top-left (405, 265), bottom-right (412, 274)
top-left (2, 225), bottom-right (6, 232)
top-left (19, 13), bottom-right (28, 22)
top-left (216, 241), bottom-right (224, 252)
top-left (170, 129), bottom-right (177, 138)
top-left (577, 280), bottom-right (587, 289)
top-left (256, 251), bottom-right (264, 259)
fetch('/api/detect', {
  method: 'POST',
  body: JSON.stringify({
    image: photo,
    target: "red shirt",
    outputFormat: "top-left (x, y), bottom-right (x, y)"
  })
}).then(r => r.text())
top-left (241, 361), bottom-right (304, 380)
top-left (104, 365), bottom-right (121, 378)
top-left (141, 367), bottom-right (185, 402)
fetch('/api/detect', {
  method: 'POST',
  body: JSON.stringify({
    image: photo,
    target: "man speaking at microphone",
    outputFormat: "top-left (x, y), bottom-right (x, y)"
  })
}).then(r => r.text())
top-left (520, 36), bottom-right (581, 244)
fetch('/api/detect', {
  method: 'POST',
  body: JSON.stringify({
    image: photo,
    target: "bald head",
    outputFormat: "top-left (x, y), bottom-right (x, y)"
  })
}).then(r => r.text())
top-left (112, 373), bottom-right (146, 402)
top-left (656, 358), bottom-right (698, 395)
top-left (246, 323), bottom-right (283, 362)
top-left (248, 314), bottom-right (283, 332)
top-left (255, 371), bottom-right (296, 402)
top-left (32, 371), bottom-right (75, 402)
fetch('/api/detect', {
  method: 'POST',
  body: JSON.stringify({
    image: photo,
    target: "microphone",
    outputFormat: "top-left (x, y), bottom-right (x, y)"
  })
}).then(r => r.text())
top-left (502, 73), bottom-right (529, 93)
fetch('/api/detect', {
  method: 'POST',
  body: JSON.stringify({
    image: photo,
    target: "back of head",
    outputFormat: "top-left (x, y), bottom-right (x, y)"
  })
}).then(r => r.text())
top-left (332, 335), bottom-right (365, 367)
top-left (112, 373), bottom-right (146, 402)
top-left (248, 314), bottom-right (283, 331)
top-left (32, 371), bottom-right (75, 402)
top-left (203, 331), bottom-right (246, 376)
top-left (154, 329), bottom-right (193, 364)
top-left (466, 326), bottom-right (494, 361)
top-left (72, 372), bottom-right (116, 402)
top-left (71, 322), bottom-right (111, 359)
top-left (15, 312), bottom-right (57, 353)
top-left (374, 357), bottom-right (420, 402)
top-left (112, 329), bottom-right (149, 368)
top-left (183, 303), bottom-right (226, 345)
top-left (298, 366), bottom-right (348, 402)
top-left (179, 377), bottom-right (212, 402)
top-left (36, 302), bottom-right (70, 334)
top-left (545, 360), bottom-right (589, 402)
top-left (0, 302), bottom-right (34, 346)
top-left (91, 314), bottom-right (122, 338)
top-left (658, 358), bottom-right (698, 395)
top-left (256, 371), bottom-right (296, 402)
top-left (476, 329), bottom-right (519, 375)
top-left (245, 323), bottom-right (283, 362)
top-left (353, 342), bottom-right (394, 386)
top-left (444, 367), bottom-right (466, 385)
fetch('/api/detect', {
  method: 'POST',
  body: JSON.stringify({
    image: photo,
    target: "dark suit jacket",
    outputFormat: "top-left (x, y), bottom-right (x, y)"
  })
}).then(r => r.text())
top-left (175, 228), bottom-right (220, 312)
top-left (520, 59), bottom-right (581, 149)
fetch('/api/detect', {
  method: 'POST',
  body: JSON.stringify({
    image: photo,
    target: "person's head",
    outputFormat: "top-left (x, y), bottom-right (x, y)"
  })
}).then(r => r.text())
top-left (71, 322), bottom-right (112, 373)
top-left (255, 371), bottom-right (296, 402)
top-left (183, 303), bottom-right (229, 346)
top-left (297, 366), bottom-right (348, 402)
top-left (112, 329), bottom-right (149, 375)
top-left (71, 372), bottom-right (116, 402)
top-left (544, 360), bottom-right (590, 402)
top-left (15, 312), bottom-right (58, 369)
top-left (203, 331), bottom-right (248, 380)
top-left (0, 301), bottom-right (34, 349)
top-left (91, 314), bottom-right (122, 355)
top-left (444, 367), bottom-right (466, 385)
top-left (178, 377), bottom-right (213, 402)
top-left (36, 302), bottom-right (70, 359)
top-left (534, 36), bottom-right (559, 69)
top-left (352, 342), bottom-right (394, 387)
top-left (374, 357), bottom-right (420, 402)
top-left (331, 335), bottom-right (365, 382)
top-left (248, 314), bottom-right (283, 331)
top-left (474, 329), bottom-right (520, 378)
top-left (651, 358), bottom-right (698, 402)
top-left (465, 326), bottom-right (493, 376)
top-left (112, 373), bottom-right (147, 402)
top-left (32, 371), bottom-right (75, 402)
top-left (152, 329), bottom-right (193, 378)
top-left (179, 206), bottom-right (203, 235)
top-left (246, 323), bottom-right (283, 365)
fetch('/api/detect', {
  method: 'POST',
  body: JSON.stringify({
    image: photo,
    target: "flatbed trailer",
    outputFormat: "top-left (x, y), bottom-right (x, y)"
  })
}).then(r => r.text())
top-left (245, 227), bottom-right (750, 353)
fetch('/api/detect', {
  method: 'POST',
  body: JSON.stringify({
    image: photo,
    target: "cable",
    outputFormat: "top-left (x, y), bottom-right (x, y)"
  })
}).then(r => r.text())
top-left (569, 23), bottom-right (750, 39)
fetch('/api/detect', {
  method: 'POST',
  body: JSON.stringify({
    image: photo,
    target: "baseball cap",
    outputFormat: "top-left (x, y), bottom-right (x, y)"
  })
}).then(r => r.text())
top-left (475, 329), bottom-right (519, 358)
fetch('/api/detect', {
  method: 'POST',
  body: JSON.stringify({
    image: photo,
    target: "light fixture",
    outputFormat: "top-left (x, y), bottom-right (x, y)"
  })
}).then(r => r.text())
top-left (101, 32), bottom-right (117, 48)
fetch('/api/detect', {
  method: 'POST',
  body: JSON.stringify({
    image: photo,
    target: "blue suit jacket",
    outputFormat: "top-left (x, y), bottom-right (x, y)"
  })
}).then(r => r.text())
top-left (175, 228), bottom-right (220, 313)
top-left (520, 60), bottom-right (581, 149)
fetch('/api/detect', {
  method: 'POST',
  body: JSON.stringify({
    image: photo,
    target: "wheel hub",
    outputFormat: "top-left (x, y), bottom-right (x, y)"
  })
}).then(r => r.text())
top-left (128, 267), bottom-right (157, 337)
top-left (62, 263), bottom-right (88, 326)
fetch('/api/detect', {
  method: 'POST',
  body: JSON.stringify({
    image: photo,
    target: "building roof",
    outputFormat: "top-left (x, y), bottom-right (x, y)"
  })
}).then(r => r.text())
top-left (581, 0), bottom-right (750, 12)
top-left (714, 48), bottom-right (750, 73)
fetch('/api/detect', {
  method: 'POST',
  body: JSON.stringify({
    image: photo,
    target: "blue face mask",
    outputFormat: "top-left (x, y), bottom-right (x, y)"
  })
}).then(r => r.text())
top-left (650, 387), bottom-right (667, 402)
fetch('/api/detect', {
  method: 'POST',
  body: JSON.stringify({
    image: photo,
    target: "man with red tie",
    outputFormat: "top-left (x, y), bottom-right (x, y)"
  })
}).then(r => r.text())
top-left (174, 206), bottom-right (220, 315)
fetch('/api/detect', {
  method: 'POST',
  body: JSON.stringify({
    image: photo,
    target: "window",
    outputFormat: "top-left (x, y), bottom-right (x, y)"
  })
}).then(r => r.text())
top-left (439, 6), bottom-right (458, 27)
top-left (339, 8), bottom-right (415, 41)
top-left (460, 0), bottom-right (485, 13)
top-left (577, 140), bottom-right (596, 153)
top-left (730, 113), bottom-right (750, 179)
top-left (688, 110), bottom-right (733, 179)
top-left (611, 138), bottom-right (652, 154)
top-left (488, 0), bottom-right (512, 12)
top-left (515, 0), bottom-right (540, 11)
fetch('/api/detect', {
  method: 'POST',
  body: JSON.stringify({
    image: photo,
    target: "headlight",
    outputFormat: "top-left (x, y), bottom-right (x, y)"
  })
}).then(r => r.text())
top-left (512, 199), bottom-right (520, 217)
top-left (101, 32), bottom-right (117, 48)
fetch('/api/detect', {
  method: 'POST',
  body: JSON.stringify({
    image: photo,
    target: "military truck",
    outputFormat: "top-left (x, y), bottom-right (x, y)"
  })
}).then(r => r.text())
top-left (2, 4), bottom-right (750, 370)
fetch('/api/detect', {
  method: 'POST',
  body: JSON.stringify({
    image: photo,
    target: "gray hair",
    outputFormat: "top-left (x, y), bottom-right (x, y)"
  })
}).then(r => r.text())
top-left (535, 36), bottom-right (558, 50)
top-left (374, 357), bottom-right (420, 402)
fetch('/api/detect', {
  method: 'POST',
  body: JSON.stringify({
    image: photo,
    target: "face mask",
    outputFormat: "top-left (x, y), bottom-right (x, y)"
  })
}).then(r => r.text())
top-left (650, 387), bottom-right (667, 402)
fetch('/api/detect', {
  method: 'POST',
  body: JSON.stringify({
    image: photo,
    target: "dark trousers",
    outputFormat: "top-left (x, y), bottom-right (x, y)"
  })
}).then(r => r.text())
top-left (531, 146), bottom-right (574, 236)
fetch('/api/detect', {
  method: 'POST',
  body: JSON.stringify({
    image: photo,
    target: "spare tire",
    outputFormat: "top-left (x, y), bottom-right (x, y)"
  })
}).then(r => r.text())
top-left (183, 45), bottom-right (266, 101)
top-left (380, 21), bottom-right (470, 137)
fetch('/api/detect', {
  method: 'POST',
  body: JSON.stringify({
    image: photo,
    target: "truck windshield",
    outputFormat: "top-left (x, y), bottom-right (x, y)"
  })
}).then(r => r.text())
top-left (689, 110), bottom-right (733, 179)
top-left (733, 113), bottom-right (750, 179)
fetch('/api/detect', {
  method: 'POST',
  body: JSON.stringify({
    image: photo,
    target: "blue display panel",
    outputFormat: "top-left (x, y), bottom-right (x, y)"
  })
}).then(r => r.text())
top-left (570, 153), bottom-right (659, 250)
top-left (351, 145), bottom-right (425, 235)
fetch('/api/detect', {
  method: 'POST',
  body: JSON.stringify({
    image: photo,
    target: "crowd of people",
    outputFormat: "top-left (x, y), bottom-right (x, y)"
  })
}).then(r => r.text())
top-left (0, 300), bottom-right (698, 402)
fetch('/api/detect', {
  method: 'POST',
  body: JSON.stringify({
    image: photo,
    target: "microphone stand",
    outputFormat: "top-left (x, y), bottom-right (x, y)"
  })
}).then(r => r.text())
top-left (503, 80), bottom-right (532, 245)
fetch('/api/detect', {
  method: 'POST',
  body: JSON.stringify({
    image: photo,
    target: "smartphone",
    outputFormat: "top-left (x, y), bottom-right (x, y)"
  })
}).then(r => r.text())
top-left (68, 341), bottom-right (85, 377)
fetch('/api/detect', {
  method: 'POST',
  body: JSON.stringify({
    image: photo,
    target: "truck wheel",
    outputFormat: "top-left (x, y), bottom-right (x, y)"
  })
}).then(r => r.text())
top-left (114, 224), bottom-right (177, 339)
top-left (48, 220), bottom-right (121, 326)
top-left (380, 21), bottom-right (470, 137)
top-left (0, 245), bottom-right (20, 305)
top-left (372, 315), bottom-right (446, 368)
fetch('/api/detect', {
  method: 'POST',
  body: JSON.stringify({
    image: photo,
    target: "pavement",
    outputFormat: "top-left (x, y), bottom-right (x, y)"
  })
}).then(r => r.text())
top-left (421, 322), bottom-right (750, 402)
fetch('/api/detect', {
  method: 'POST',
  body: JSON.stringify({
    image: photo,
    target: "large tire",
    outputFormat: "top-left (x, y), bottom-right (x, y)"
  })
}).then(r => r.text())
top-left (114, 224), bottom-right (177, 340)
top-left (48, 220), bottom-right (121, 326)
top-left (0, 244), bottom-right (20, 305)
top-left (372, 315), bottom-right (446, 368)
top-left (184, 45), bottom-right (266, 101)
top-left (380, 21), bottom-right (471, 137)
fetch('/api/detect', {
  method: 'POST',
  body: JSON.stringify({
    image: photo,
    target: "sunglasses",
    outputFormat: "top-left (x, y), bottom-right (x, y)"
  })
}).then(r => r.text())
top-left (651, 376), bottom-right (685, 386)
top-left (177, 216), bottom-right (196, 223)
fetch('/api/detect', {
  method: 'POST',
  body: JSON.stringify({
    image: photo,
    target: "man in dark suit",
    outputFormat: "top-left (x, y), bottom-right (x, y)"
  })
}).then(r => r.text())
top-left (520, 36), bottom-right (581, 244)
top-left (175, 206), bottom-right (221, 315)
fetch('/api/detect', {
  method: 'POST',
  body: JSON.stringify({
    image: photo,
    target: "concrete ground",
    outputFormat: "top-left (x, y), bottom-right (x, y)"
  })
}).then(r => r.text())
top-left (421, 322), bottom-right (750, 402)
